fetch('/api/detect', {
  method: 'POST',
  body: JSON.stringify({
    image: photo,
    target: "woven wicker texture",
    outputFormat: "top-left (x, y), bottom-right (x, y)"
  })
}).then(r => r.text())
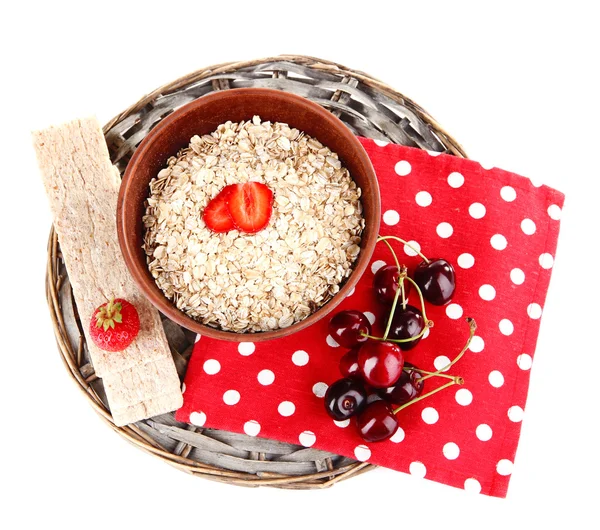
top-left (46, 55), bottom-right (465, 489)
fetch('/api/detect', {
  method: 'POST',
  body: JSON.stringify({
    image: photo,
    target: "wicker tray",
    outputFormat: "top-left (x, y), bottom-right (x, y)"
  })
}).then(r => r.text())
top-left (46, 54), bottom-right (466, 489)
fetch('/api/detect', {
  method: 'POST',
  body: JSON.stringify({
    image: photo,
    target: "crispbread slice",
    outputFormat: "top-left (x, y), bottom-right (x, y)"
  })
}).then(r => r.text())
top-left (34, 117), bottom-right (182, 426)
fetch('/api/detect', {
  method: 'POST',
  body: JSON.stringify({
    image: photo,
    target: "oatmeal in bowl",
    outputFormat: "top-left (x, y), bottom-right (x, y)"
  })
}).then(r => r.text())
top-left (117, 88), bottom-right (380, 341)
top-left (142, 117), bottom-right (364, 333)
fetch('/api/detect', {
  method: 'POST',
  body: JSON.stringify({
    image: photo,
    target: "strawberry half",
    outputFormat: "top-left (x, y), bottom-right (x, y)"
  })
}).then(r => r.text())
top-left (202, 185), bottom-right (237, 233)
top-left (227, 182), bottom-right (274, 233)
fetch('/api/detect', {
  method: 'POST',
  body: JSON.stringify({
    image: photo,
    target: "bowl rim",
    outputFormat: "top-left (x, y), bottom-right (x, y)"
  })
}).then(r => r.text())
top-left (117, 87), bottom-right (380, 341)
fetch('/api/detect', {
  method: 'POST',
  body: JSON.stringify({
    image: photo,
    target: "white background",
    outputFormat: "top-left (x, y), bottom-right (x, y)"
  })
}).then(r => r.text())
top-left (1, 1), bottom-right (599, 529)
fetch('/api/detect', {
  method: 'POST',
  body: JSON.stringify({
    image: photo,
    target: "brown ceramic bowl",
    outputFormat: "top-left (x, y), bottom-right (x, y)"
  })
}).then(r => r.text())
top-left (117, 88), bottom-right (380, 341)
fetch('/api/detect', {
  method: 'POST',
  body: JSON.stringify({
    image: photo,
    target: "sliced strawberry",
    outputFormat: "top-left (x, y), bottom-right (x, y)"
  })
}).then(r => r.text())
top-left (227, 182), bottom-right (274, 233)
top-left (202, 185), bottom-right (237, 233)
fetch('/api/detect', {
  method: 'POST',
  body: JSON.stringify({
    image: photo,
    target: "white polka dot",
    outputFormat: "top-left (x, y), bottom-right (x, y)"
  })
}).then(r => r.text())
top-left (539, 253), bottom-right (554, 269)
top-left (496, 459), bottom-right (513, 476)
top-left (194, 334), bottom-right (202, 343)
top-left (374, 139), bottom-right (389, 147)
top-left (415, 191), bottom-right (432, 207)
top-left (480, 160), bottom-right (495, 170)
top-left (371, 260), bottom-right (387, 274)
top-left (326, 335), bottom-right (340, 348)
top-left (479, 284), bottom-right (496, 301)
top-left (238, 342), bottom-right (255, 356)
top-left (443, 442), bottom-right (460, 460)
top-left (469, 203), bottom-right (486, 219)
top-left (517, 353), bottom-right (533, 370)
top-left (203, 359), bottom-right (221, 375)
top-left (446, 303), bottom-right (463, 319)
top-left (464, 478), bottom-right (482, 494)
top-left (436, 222), bottom-right (453, 238)
top-left (499, 319), bottom-right (514, 335)
top-left (243, 420), bottom-right (261, 436)
top-left (521, 218), bottom-right (536, 235)
top-left (427, 149), bottom-right (443, 157)
top-left (257, 369), bottom-right (275, 386)
top-left (422, 407), bottom-right (439, 424)
top-left (476, 424), bottom-right (493, 441)
top-left (527, 303), bottom-right (543, 319)
top-left (548, 204), bottom-right (562, 220)
top-left (500, 186), bottom-right (517, 202)
top-left (346, 286), bottom-right (355, 297)
top-left (491, 234), bottom-right (508, 250)
top-left (334, 419), bottom-right (350, 428)
top-left (299, 431), bottom-right (316, 447)
top-left (312, 382), bottom-right (328, 398)
top-left (278, 401), bottom-right (295, 417)
top-left (189, 411), bottom-right (206, 427)
top-left (469, 336), bottom-right (485, 353)
top-left (422, 326), bottom-right (430, 339)
top-left (395, 160), bottom-right (412, 176)
top-left (489, 371), bottom-right (504, 388)
top-left (529, 176), bottom-right (544, 187)
top-left (510, 268), bottom-right (525, 285)
top-left (457, 253), bottom-right (475, 269)
top-left (455, 388), bottom-right (473, 406)
top-left (508, 405), bottom-right (524, 422)
top-left (223, 390), bottom-right (240, 405)
top-left (409, 461), bottom-right (427, 478)
top-left (354, 445), bottom-right (371, 461)
top-left (292, 350), bottom-right (309, 366)
top-left (181, 383), bottom-right (186, 394)
top-left (383, 210), bottom-right (400, 226)
top-left (390, 426), bottom-right (405, 443)
top-left (434, 356), bottom-right (451, 371)
top-left (364, 312), bottom-right (376, 325)
top-left (404, 240), bottom-right (421, 257)
top-left (448, 172), bottom-right (464, 188)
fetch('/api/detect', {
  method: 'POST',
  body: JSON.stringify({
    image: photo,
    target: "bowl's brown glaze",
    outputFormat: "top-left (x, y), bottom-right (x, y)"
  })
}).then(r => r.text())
top-left (117, 88), bottom-right (380, 341)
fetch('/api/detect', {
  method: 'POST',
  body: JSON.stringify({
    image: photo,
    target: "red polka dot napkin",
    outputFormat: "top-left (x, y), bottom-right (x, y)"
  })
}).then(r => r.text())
top-left (175, 138), bottom-right (564, 497)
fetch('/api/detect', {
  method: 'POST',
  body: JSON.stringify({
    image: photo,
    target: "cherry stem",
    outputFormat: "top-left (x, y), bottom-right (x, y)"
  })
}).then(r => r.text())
top-left (393, 379), bottom-right (459, 415)
top-left (404, 366), bottom-right (456, 381)
top-left (383, 267), bottom-right (407, 341)
top-left (419, 318), bottom-right (477, 382)
top-left (404, 275), bottom-right (431, 325)
top-left (377, 236), bottom-right (430, 264)
top-left (380, 238), bottom-right (406, 341)
top-left (361, 321), bottom-right (431, 344)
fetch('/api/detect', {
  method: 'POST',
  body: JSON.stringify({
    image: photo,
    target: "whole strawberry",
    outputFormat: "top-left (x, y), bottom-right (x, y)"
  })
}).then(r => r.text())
top-left (89, 298), bottom-right (140, 352)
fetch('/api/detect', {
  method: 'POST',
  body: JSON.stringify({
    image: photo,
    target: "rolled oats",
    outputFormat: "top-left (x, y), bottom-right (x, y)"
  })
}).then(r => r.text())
top-left (143, 117), bottom-right (365, 333)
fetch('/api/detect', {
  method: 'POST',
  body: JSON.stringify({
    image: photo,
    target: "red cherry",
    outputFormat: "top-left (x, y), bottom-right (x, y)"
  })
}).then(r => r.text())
top-left (324, 377), bottom-right (368, 420)
top-left (328, 310), bottom-right (371, 348)
top-left (339, 347), bottom-right (360, 377)
top-left (357, 341), bottom-right (404, 388)
top-left (356, 400), bottom-right (399, 442)
top-left (377, 363), bottom-right (425, 405)
top-left (413, 258), bottom-right (456, 305)
top-left (373, 265), bottom-right (410, 305)
top-left (387, 305), bottom-right (425, 351)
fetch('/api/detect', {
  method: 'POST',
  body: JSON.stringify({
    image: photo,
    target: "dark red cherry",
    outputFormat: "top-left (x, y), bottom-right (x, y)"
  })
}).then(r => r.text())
top-left (387, 305), bottom-right (424, 351)
top-left (373, 265), bottom-right (410, 305)
top-left (357, 341), bottom-right (404, 388)
top-left (324, 377), bottom-right (368, 420)
top-left (339, 347), bottom-right (360, 377)
top-left (413, 259), bottom-right (456, 305)
top-left (377, 363), bottom-right (425, 405)
top-left (328, 310), bottom-right (371, 348)
top-left (357, 400), bottom-right (399, 442)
